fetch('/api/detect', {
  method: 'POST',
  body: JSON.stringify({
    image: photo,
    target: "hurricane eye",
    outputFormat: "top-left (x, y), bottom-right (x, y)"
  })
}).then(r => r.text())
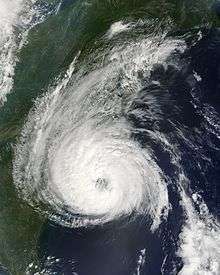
top-left (95, 178), bottom-right (111, 191)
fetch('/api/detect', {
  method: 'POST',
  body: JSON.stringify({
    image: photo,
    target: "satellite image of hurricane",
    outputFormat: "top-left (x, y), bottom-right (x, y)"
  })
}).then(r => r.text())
top-left (0, 0), bottom-right (220, 274)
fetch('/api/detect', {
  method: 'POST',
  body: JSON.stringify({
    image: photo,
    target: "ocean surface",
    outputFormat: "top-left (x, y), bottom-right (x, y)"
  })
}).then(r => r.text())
top-left (0, 0), bottom-right (220, 274)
